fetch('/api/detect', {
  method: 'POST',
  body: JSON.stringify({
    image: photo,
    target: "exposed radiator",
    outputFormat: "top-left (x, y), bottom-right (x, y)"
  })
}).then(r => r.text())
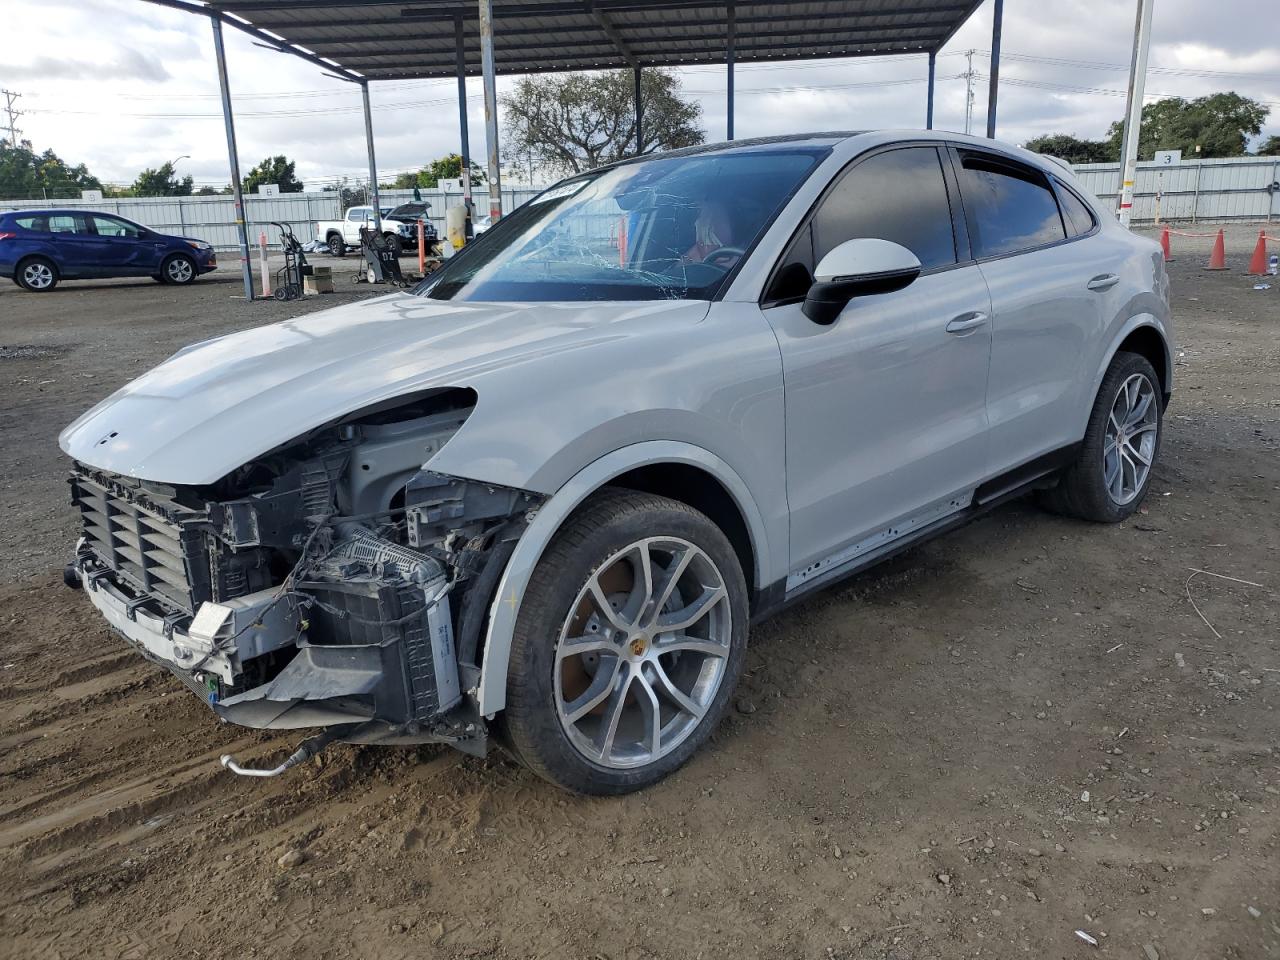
top-left (70, 471), bottom-right (207, 615)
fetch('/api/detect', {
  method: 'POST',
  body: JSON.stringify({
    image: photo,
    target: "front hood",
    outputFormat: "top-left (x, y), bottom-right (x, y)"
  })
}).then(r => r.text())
top-left (60, 294), bottom-right (709, 485)
top-left (159, 233), bottom-right (206, 246)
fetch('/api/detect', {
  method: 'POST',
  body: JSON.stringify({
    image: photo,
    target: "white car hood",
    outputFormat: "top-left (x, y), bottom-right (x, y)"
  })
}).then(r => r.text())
top-left (60, 292), bottom-right (709, 485)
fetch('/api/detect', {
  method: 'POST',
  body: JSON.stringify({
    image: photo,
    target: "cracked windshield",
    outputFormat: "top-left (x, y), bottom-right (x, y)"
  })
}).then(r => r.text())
top-left (423, 146), bottom-right (829, 302)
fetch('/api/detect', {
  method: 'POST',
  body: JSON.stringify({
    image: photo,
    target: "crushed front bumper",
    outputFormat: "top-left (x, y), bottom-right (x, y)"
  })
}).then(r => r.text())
top-left (72, 550), bottom-right (484, 752)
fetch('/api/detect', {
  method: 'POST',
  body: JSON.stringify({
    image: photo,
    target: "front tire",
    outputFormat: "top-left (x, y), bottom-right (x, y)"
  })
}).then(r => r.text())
top-left (382, 232), bottom-right (404, 256)
top-left (16, 257), bottom-right (58, 292)
top-left (501, 490), bottom-right (748, 795)
top-left (160, 254), bottom-right (197, 285)
top-left (1040, 350), bottom-right (1163, 522)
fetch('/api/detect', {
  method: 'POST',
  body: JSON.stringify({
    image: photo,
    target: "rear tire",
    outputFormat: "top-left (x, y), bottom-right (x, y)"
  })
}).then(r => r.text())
top-left (160, 254), bottom-right (197, 285)
top-left (16, 257), bottom-right (58, 292)
top-left (500, 489), bottom-right (748, 795)
top-left (327, 234), bottom-right (345, 257)
top-left (1039, 350), bottom-right (1163, 522)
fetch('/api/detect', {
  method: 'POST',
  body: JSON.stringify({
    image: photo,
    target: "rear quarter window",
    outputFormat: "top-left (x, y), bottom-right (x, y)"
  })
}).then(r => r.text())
top-left (13, 215), bottom-right (46, 231)
top-left (1053, 178), bottom-right (1098, 238)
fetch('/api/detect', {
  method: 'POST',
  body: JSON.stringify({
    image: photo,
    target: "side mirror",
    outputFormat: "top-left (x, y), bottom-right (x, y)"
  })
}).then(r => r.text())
top-left (802, 238), bottom-right (922, 324)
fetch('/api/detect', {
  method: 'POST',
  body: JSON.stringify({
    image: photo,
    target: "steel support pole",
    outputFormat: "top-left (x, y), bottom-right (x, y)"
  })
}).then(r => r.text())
top-left (985, 0), bottom-right (1002, 138)
top-left (210, 17), bottom-right (254, 301)
top-left (455, 16), bottom-right (474, 235)
top-left (926, 51), bottom-right (936, 130)
top-left (634, 64), bottom-right (643, 155)
top-left (726, 0), bottom-right (735, 141)
top-left (1117, 0), bottom-right (1155, 228)
top-left (1116, 0), bottom-right (1141, 188)
top-left (360, 81), bottom-right (382, 233)
top-left (478, 0), bottom-right (502, 221)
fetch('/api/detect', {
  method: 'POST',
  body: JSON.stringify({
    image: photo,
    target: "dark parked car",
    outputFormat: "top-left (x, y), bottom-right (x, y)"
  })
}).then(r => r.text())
top-left (0, 209), bottom-right (218, 292)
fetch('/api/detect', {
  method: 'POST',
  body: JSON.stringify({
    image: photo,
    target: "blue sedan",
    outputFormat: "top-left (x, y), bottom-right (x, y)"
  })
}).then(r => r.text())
top-left (0, 209), bottom-right (218, 292)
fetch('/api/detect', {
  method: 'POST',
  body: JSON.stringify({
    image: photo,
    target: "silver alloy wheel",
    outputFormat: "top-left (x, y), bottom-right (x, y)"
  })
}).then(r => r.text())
top-left (166, 257), bottom-right (194, 283)
top-left (1103, 372), bottom-right (1158, 505)
top-left (22, 261), bottom-right (54, 290)
top-left (553, 536), bottom-right (732, 770)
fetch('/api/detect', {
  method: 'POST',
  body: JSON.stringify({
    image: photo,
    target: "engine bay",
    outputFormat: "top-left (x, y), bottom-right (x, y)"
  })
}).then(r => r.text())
top-left (69, 388), bottom-right (543, 756)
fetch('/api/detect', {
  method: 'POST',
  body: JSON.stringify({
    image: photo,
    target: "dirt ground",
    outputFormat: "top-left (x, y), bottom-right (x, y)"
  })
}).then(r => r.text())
top-left (0, 226), bottom-right (1276, 960)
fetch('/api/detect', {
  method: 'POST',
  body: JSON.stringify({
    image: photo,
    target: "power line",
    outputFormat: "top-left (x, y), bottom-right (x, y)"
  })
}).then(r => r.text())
top-left (976, 73), bottom-right (1280, 108)
top-left (974, 50), bottom-right (1280, 83)
top-left (685, 74), bottom-right (956, 97)
top-left (28, 73), bottom-right (957, 121)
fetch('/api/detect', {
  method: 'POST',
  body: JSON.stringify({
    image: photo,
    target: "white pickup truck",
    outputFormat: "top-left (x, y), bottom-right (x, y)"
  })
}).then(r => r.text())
top-left (316, 203), bottom-right (439, 257)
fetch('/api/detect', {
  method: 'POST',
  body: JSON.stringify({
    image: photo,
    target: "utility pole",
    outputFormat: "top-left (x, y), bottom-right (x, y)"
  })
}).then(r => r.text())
top-left (962, 50), bottom-right (976, 136)
top-left (1117, 0), bottom-right (1155, 228)
top-left (2, 90), bottom-right (24, 147)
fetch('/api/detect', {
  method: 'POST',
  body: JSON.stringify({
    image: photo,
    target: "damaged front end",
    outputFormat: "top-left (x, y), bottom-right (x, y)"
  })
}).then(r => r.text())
top-left (67, 390), bottom-right (541, 763)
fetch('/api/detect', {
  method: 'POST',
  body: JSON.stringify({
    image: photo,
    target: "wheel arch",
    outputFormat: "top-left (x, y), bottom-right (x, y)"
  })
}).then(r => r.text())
top-left (608, 462), bottom-right (757, 600)
top-left (475, 441), bottom-right (772, 717)
top-left (1113, 322), bottom-right (1172, 405)
top-left (1087, 316), bottom-right (1172, 426)
top-left (15, 253), bottom-right (59, 277)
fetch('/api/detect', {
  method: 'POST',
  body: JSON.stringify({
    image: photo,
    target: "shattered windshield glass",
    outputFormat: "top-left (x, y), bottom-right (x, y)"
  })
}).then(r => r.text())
top-left (420, 146), bottom-right (829, 302)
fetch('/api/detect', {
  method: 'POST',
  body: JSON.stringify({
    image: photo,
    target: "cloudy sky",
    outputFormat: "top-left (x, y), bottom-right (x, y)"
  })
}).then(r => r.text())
top-left (5, 0), bottom-right (1278, 190)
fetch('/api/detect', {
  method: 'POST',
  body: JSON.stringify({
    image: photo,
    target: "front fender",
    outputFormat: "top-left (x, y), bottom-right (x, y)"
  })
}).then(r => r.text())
top-left (475, 440), bottom-right (772, 717)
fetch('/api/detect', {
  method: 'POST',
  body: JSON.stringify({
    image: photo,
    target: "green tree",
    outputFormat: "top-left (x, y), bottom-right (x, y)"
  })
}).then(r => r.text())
top-left (0, 140), bottom-right (104, 200)
top-left (322, 179), bottom-right (367, 209)
top-left (243, 154), bottom-right (303, 193)
top-left (132, 161), bottom-right (194, 197)
top-left (500, 68), bottom-right (703, 176)
top-left (1023, 133), bottom-right (1113, 164)
top-left (387, 154), bottom-right (485, 190)
top-left (1257, 135), bottom-right (1280, 156)
top-left (1104, 93), bottom-right (1269, 160)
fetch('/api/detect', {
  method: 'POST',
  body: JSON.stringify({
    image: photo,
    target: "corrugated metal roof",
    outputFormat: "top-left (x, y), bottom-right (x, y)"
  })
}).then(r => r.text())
top-left (194, 0), bottom-right (984, 81)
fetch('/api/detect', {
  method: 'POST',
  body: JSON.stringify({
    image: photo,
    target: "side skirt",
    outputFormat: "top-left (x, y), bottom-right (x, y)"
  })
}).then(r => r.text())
top-left (751, 442), bottom-right (1080, 623)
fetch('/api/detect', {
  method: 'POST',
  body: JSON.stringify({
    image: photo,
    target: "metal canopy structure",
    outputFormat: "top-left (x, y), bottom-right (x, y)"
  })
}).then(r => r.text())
top-left (143, 0), bottom-right (1006, 302)
top-left (195, 0), bottom-right (986, 80)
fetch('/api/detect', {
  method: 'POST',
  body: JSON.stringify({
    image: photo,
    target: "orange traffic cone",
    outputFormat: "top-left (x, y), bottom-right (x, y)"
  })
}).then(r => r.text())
top-left (1159, 226), bottom-right (1173, 262)
top-left (1246, 230), bottom-right (1268, 275)
top-left (1206, 228), bottom-right (1227, 270)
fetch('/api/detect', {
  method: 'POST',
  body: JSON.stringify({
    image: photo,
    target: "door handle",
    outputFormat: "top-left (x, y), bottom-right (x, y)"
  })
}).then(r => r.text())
top-left (945, 311), bottom-right (988, 335)
top-left (1087, 273), bottom-right (1120, 291)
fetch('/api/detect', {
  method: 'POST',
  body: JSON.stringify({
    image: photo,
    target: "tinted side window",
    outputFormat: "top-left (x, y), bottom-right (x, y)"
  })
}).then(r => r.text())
top-left (958, 153), bottom-right (1066, 257)
top-left (91, 215), bottom-right (139, 238)
top-left (812, 146), bottom-right (958, 271)
top-left (1054, 179), bottom-right (1097, 238)
top-left (48, 214), bottom-right (81, 234)
top-left (14, 215), bottom-right (47, 231)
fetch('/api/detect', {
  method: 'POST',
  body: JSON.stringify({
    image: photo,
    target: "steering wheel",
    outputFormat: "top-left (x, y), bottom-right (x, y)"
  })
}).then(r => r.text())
top-left (702, 246), bottom-right (746, 268)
